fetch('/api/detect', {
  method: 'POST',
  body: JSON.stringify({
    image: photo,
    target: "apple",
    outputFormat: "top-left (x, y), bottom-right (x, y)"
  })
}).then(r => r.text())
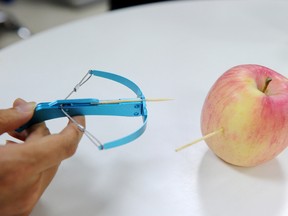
top-left (200, 64), bottom-right (288, 167)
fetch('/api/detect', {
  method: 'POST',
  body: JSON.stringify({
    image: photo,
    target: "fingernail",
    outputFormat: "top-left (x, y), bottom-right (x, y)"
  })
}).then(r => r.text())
top-left (15, 101), bottom-right (36, 113)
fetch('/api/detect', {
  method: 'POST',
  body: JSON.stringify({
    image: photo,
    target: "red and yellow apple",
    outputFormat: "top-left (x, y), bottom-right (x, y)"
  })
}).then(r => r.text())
top-left (201, 64), bottom-right (288, 167)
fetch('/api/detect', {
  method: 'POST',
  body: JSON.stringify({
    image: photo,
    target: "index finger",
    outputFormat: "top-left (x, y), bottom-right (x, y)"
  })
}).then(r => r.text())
top-left (24, 116), bottom-right (85, 172)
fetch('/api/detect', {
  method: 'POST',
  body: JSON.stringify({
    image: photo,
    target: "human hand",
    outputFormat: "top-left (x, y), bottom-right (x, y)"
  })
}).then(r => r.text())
top-left (0, 98), bottom-right (85, 216)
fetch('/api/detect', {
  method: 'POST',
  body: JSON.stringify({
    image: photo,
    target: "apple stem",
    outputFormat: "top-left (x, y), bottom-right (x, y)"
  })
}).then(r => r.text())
top-left (175, 128), bottom-right (224, 152)
top-left (262, 77), bottom-right (272, 93)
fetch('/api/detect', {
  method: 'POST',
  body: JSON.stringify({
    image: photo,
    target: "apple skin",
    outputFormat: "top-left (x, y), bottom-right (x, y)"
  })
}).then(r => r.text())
top-left (201, 64), bottom-right (288, 167)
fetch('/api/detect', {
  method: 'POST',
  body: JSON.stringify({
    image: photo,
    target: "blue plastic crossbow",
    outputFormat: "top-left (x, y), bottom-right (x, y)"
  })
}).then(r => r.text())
top-left (17, 70), bottom-right (148, 150)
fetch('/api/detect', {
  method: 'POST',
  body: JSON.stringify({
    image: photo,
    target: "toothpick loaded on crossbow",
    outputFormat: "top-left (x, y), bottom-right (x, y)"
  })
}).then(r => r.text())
top-left (17, 70), bottom-right (171, 150)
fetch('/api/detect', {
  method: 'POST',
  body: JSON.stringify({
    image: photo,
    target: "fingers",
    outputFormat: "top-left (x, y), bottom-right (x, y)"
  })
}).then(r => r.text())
top-left (8, 130), bottom-right (29, 141)
top-left (24, 116), bottom-right (85, 172)
top-left (9, 122), bottom-right (50, 142)
top-left (0, 98), bottom-right (36, 135)
top-left (25, 123), bottom-right (50, 142)
top-left (28, 117), bottom-right (84, 195)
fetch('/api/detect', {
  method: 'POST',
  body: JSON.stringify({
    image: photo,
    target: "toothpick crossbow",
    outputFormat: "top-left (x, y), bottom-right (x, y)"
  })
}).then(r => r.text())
top-left (17, 70), bottom-right (149, 150)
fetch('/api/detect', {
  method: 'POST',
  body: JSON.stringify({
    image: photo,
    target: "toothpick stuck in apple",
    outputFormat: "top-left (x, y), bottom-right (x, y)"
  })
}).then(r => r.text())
top-left (177, 64), bottom-right (288, 167)
top-left (175, 128), bottom-right (224, 152)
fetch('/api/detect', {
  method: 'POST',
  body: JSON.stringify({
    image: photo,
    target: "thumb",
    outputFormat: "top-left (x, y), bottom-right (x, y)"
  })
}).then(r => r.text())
top-left (0, 98), bottom-right (36, 135)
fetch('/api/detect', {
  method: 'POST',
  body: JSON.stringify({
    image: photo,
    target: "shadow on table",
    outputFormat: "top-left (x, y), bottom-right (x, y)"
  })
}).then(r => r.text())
top-left (197, 150), bottom-right (286, 216)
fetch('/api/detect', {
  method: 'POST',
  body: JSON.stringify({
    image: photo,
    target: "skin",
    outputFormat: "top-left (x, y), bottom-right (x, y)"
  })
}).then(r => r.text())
top-left (201, 64), bottom-right (288, 167)
top-left (0, 98), bottom-right (85, 216)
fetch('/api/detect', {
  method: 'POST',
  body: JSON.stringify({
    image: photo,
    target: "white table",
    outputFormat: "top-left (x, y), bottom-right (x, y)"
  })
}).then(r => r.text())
top-left (1, 1), bottom-right (288, 216)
